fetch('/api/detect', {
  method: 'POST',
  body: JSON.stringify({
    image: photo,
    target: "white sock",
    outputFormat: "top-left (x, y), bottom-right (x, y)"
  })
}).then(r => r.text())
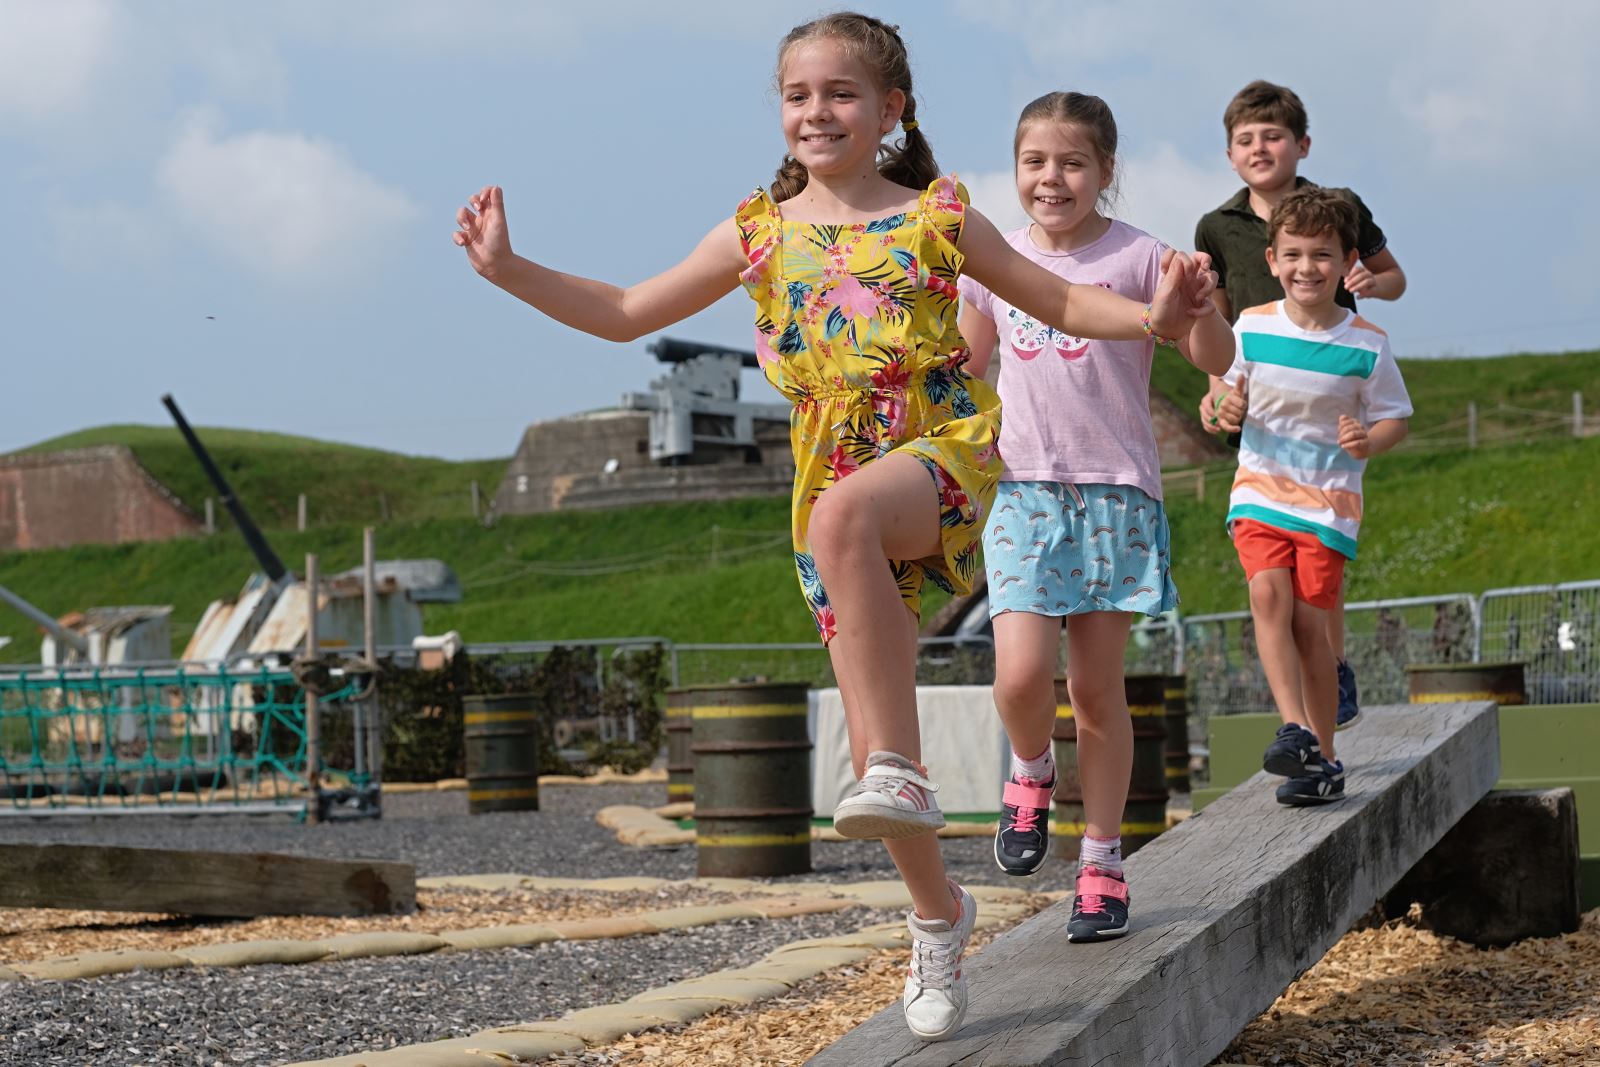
top-left (1011, 746), bottom-right (1055, 783)
top-left (1080, 834), bottom-right (1123, 875)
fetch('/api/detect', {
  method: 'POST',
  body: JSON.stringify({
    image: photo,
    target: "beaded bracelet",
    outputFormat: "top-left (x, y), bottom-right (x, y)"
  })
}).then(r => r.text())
top-left (1141, 304), bottom-right (1179, 348)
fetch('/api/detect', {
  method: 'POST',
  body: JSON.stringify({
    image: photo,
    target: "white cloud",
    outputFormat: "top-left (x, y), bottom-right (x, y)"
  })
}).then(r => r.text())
top-left (0, 0), bottom-right (117, 122)
top-left (962, 170), bottom-right (1030, 234)
top-left (157, 114), bottom-right (418, 284)
top-left (1114, 143), bottom-right (1239, 250)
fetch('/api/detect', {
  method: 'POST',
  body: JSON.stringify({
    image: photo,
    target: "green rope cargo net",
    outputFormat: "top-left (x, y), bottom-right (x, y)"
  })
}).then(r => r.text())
top-left (0, 665), bottom-right (361, 816)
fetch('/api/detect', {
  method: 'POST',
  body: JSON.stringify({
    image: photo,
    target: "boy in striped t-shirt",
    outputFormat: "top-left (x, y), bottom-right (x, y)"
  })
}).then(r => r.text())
top-left (1222, 187), bottom-right (1412, 805)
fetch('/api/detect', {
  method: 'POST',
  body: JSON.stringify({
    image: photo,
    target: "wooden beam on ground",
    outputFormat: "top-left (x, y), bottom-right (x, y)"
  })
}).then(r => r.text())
top-left (809, 701), bottom-right (1500, 1067)
top-left (0, 843), bottom-right (415, 918)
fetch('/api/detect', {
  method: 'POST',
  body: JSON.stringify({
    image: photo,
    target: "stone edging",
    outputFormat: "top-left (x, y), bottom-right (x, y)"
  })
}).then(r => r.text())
top-left (280, 883), bottom-right (1048, 1067)
top-left (600, 805), bottom-right (1000, 848)
top-left (381, 767), bottom-right (667, 795)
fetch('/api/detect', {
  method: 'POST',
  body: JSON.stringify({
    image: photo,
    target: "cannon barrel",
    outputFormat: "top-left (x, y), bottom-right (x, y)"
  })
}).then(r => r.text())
top-left (160, 394), bottom-right (288, 584)
top-left (647, 337), bottom-right (760, 369)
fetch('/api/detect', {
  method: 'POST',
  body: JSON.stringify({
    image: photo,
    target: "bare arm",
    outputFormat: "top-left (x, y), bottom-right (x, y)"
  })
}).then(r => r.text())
top-left (1344, 247), bottom-right (1407, 302)
top-left (957, 303), bottom-right (998, 380)
top-left (959, 208), bottom-right (1208, 344)
top-left (1338, 415), bottom-right (1408, 459)
top-left (455, 186), bottom-right (745, 343)
top-left (1176, 252), bottom-right (1235, 376)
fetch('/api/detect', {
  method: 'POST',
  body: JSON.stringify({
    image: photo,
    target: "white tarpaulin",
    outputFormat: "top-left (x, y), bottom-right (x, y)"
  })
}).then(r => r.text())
top-left (810, 685), bottom-right (1010, 818)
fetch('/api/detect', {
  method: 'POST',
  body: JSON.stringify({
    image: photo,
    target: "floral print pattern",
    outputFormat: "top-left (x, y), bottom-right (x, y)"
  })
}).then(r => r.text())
top-left (736, 176), bottom-right (1003, 643)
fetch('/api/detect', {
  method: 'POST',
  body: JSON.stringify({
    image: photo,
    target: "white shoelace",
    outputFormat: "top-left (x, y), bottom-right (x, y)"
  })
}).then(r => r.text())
top-left (910, 933), bottom-right (961, 990)
top-left (858, 762), bottom-right (937, 799)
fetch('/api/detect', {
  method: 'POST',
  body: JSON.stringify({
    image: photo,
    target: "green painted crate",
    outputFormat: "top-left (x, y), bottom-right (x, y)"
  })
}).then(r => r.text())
top-left (1195, 704), bottom-right (1600, 910)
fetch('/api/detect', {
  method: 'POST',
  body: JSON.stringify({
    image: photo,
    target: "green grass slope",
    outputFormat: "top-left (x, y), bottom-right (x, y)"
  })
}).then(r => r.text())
top-left (21, 424), bottom-right (506, 528)
top-left (1, 437), bottom-right (1596, 663)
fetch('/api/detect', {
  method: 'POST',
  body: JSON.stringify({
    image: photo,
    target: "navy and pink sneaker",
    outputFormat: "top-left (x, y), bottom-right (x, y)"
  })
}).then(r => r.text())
top-left (1066, 864), bottom-right (1130, 942)
top-left (993, 772), bottom-right (1054, 876)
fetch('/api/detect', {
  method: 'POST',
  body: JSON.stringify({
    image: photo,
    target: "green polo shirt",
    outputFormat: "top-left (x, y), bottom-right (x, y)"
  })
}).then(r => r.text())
top-left (1194, 176), bottom-right (1388, 324)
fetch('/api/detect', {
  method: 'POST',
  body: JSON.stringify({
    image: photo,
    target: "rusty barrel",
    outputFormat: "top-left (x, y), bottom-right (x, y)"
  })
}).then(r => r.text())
top-left (664, 688), bottom-right (695, 804)
top-left (689, 682), bottom-right (812, 877)
top-left (1408, 662), bottom-right (1526, 706)
top-left (1164, 674), bottom-right (1191, 796)
top-left (462, 693), bottom-right (540, 814)
top-left (1051, 673), bottom-right (1169, 860)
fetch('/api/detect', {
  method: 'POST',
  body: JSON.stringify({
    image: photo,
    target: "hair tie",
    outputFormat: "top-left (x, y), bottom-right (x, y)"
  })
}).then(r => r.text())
top-left (901, 119), bottom-right (919, 132)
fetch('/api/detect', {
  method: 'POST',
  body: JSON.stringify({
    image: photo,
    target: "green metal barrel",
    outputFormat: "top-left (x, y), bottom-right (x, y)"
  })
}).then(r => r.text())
top-left (1164, 674), bottom-right (1191, 796)
top-left (1408, 662), bottom-right (1526, 706)
top-left (664, 688), bottom-right (695, 804)
top-left (462, 693), bottom-right (540, 814)
top-left (689, 682), bottom-right (812, 877)
top-left (1052, 673), bottom-right (1169, 860)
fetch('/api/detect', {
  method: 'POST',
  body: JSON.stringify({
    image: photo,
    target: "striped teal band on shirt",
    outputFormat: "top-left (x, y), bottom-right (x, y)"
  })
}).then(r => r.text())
top-left (1241, 424), bottom-right (1364, 474)
top-left (1241, 333), bottom-right (1377, 379)
top-left (1228, 503), bottom-right (1359, 559)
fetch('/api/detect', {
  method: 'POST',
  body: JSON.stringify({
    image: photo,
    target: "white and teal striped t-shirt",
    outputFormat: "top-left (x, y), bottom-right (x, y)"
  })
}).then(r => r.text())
top-left (1222, 302), bottom-right (1412, 560)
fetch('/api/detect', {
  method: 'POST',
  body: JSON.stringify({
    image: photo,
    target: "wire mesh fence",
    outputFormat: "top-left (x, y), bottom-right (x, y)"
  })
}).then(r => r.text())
top-left (1478, 581), bottom-right (1600, 704)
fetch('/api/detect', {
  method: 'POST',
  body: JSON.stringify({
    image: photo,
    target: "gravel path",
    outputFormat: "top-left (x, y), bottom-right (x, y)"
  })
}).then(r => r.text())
top-left (0, 783), bottom-right (1057, 892)
top-left (0, 909), bottom-right (901, 1067)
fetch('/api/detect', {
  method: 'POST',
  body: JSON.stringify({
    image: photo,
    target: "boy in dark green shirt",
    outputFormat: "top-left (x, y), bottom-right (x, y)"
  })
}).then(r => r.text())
top-left (1196, 79), bottom-right (1408, 731)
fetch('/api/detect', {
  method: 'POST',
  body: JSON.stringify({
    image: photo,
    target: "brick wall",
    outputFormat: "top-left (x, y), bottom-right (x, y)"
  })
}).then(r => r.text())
top-left (0, 446), bottom-right (201, 551)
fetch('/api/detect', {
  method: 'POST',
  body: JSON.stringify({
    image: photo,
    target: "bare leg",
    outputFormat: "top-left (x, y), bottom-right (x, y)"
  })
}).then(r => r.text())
top-left (1249, 569), bottom-right (1308, 730)
top-left (990, 611), bottom-right (1061, 769)
top-left (1065, 613), bottom-right (1133, 839)
top-left (1293, 599), bottom-right (1337, 762)
top-left (1327, 578), bottom-right (1347, 662)
top-left (810, 452), bottom-right (957, 924)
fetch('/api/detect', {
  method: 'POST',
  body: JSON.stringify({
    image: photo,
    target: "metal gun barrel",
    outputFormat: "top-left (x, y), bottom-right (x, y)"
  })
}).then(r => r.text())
top-left (647, 337), bottom-right (760, 369)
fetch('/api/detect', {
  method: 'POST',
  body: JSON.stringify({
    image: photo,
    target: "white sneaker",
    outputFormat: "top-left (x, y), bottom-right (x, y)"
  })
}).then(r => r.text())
top-left (832, 753), bottom-right (946, 840)
top-left (903, 881), bottom-right (976, 1041)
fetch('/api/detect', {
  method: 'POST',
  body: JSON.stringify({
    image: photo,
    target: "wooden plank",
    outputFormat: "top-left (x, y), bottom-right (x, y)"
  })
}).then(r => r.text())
top-left (0, 842), bottom-right (415, 917)
top-left (808, 701), bottom-right (1500, 1067)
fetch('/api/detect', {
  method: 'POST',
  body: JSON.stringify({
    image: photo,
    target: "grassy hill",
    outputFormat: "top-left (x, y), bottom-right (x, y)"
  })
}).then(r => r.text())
top-left (2, 349), bottom-right (1596, 662)
top-left (21, 425), bottom-right (506, 528)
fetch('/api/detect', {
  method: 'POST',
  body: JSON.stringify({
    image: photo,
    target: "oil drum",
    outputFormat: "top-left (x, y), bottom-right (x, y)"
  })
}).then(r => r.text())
top-left (1052, 673), bottom-right (1168, 860)
top-left (462, 693), bottom-right (539, 814)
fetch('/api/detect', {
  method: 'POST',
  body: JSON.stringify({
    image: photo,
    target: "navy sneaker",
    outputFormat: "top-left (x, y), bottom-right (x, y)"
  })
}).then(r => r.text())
top-left (1262, 723), bottom-right (1321, 778)
top-left (1066, 864), bottom-right (1130, 942)
top-left (1335, 660), bottom-right (1361, 730)
top-left (993, 773), bottom-right (1053, 876)
top-left (1276, 759), bottom-right (1346, 806)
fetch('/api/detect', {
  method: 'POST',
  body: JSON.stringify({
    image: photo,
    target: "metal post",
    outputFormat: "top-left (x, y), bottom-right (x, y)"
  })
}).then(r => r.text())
top-left (1575, 392), bottom-right (1584, 438)
top-left (304, 554), bottom-right (321, 824)
top-left (1468, 402), bottom-right (1478, 449)
top-left (298, 494), bottom-right (308, 532)
top-left (362, 526), bottom-right (382, 785)
top-left (470, 480), bottom-right (481, 519)
top-left (204, 497), bottom-right (215, 534)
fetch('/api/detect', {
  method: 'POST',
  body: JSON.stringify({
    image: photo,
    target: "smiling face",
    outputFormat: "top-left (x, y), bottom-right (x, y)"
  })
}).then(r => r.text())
top-left (1267, 227), bottom-right (1357, 314)
top-left (779, 38), bottom-right (902, 179)
top-left (1014, 120), bottom-right (1112, 244)
top-left (1227, 121), bottom-right (1309, 195)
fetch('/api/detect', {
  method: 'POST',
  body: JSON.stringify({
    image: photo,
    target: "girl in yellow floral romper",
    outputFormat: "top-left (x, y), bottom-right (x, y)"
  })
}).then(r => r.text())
top-left (455, 11), bottom-right (1215, 1041)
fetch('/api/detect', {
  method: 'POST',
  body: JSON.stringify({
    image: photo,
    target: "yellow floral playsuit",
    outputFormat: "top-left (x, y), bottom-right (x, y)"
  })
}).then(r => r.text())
top-left (735, 175), bottom-right (1003, 643)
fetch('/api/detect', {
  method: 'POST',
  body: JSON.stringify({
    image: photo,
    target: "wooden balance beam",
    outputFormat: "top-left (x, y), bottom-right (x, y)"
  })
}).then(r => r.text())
top-left (809, 700), bottom-right (1500, 1067)
top-left (0, 843), bottom-right (415, 918)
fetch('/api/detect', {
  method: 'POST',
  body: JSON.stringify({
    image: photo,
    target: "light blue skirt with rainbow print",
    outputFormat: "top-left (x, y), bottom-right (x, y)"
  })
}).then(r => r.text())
top-left (984, 481), bottom-right (1180, 618)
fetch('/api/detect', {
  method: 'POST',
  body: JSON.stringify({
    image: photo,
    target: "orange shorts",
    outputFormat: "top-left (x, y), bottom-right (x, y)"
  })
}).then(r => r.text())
top-left (1232, 519), bottom-right (1346, 609)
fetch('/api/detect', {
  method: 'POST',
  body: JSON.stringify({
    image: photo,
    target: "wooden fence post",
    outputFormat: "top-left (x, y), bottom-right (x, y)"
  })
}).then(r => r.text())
top-left (304, 553), bottom-right (321, 825)
top-left (471, 480), bottom-right (481, 519)
top-left (1575, 392), bottom-right (1584, 438)
top-left (1468, 402), bottom-right (1478, 449)
top-left (298, 493), bottom-right (308, 532)
top-left (363, 526), bottom-right (382, 782)
top-left (204, 497), bottom-right (215, 534)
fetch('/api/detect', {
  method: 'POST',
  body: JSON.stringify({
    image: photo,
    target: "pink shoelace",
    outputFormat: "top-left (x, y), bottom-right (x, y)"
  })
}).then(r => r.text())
top-left (1076, 866), bottom-right (1129, 915)
top-left (1002, 776), bottom-right (1053, 836)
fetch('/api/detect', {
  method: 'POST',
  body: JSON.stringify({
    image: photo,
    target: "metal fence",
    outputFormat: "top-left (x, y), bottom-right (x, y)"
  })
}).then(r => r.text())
top-left (1478, 581), bottom-right (1600, 704)
top-left (0, 663), bottom-right (360, 817)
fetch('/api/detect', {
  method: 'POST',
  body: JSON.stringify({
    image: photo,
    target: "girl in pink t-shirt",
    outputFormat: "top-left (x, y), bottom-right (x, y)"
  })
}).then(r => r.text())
top-left (957, 92), bottom-right (1234, 940)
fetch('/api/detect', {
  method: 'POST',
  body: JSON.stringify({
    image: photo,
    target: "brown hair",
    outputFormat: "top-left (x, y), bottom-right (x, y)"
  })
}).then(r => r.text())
top-left (1223, 80), bottom-right (1308, 142)
top-left (769, 12), bottom-right (939, 203)
top-left (1013, 91), bottom-right (1120, 210)
top-left (1269, 186), bottom-right (1358, 255)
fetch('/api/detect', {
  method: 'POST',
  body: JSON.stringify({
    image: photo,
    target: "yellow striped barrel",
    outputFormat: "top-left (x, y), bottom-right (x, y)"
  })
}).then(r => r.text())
top-left (688, 682), bottom-right (812, 877)
top-left (1408, 662), bottom-right (1526, 706)
top-left (1164, 674), bottom-right (1191, 796)
top-left (1051, 673), bottom-right (1169, 859)
top-left (663, 688), bottom-right (695, 803)
top-left (462, 694), bottom-right (540, 814)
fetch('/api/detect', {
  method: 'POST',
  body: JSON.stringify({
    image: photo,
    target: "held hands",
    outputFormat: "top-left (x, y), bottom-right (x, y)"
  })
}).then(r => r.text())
top-left (1338, 414), bottom-right (1371, 459)
top-left (1150, 250), bottom-right (1219, 340)
top-left (454, 186), bottom-right (513, 279)
top-left (1207, 380), bottom-right (1247, 434)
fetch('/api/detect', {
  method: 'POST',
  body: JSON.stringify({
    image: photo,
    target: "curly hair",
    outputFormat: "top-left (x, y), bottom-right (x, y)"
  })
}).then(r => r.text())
top-left (1269, 186), bottom-right (1358, 255)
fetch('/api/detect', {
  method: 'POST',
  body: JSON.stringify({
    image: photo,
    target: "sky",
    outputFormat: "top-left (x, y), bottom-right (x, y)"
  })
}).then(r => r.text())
top-left (3, 1), bottom-right (1598, 461)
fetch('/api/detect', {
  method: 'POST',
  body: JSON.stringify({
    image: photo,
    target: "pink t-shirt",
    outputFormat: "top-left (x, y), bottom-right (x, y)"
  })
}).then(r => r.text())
top-left (959, 219), bottom-right (1167, 498)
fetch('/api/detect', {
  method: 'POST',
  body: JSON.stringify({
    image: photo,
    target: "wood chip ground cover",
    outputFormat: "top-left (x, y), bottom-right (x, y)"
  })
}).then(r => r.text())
top-left (559, 908), bottom-right (1599, 1066)
top-left (0, 885), bottom-right (741, 963)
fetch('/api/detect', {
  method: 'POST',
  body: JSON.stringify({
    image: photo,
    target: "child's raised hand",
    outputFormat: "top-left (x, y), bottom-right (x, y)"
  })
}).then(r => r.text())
top-left (1149, 252), bottom-right (1198, 340)
top-left (1338, 414), bottom-right (1371, 459)
top-left (454, 185), bottom-right (513, 279)
top-left (1215, 381), bottom-right (1247, 434)
top-left (1344, 262), bottom-right (1377, 297)
top-left (1188, 252), bottom-right (1220, 315)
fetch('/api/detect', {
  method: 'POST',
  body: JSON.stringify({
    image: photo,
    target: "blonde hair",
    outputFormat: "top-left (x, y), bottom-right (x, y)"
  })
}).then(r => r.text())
top-left (769, 12), bottom-right (939, 203)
